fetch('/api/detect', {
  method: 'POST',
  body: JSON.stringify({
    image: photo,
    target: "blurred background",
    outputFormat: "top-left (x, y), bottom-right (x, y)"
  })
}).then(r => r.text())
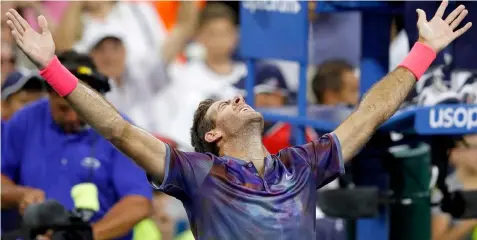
top-left (1, 1), bottom-right (476, 240)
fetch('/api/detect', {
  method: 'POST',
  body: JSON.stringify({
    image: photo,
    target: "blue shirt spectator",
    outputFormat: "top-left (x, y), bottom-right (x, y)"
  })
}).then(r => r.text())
top-left (1, 97), bottom-right (152, 240)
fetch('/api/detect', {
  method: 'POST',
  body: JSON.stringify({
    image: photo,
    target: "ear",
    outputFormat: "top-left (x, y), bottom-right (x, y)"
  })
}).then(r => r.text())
top-left (204, 130), bottom-right (222, 143)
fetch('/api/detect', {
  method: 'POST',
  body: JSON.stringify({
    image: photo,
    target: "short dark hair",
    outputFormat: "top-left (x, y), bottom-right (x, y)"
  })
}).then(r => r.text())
top-left (199, 3), bottom-right (236, 28)
top-left (311, 59), bottom-right (354, 103)
top-left (190, 99), bottom-right (219, 155)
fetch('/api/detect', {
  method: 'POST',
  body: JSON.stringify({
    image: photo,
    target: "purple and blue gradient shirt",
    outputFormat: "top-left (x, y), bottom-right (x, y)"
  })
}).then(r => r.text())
top-left (148, 133), bottom-right (344, 240)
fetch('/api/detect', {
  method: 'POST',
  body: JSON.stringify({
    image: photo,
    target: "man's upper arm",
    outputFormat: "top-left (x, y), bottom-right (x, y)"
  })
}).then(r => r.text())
top-left (114, 124), bottom-right (169, 183)
top-left (286, 133), bottom-right (344, 189)
top-left (147, 145), bottom-right (214, 202)
top-left (111, 147), bottom-right (152, 200)
top-left (332, 108), bottom-right (377, 162)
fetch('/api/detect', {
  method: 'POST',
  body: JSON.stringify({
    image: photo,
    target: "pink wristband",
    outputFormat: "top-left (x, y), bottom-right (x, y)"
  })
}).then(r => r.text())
top-left (39, 56), bottom-right (78, 97)
top-left (398, 42), bottom-right (436, 80)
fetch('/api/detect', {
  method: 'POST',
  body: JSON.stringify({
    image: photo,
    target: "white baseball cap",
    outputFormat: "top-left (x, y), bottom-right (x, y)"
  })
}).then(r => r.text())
top-left (75, 22), bottom-right (126, 53)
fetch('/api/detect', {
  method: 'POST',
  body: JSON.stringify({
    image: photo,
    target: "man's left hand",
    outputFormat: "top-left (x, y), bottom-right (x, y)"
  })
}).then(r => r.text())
top-left (416, 0), bottom-right (472, 53)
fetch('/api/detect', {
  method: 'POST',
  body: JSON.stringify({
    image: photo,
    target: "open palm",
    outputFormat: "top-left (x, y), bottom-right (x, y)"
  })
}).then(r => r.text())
top-left (417, 0), bottom-right (472, 52)
top-left (5, 9), bottom-right (55, 69)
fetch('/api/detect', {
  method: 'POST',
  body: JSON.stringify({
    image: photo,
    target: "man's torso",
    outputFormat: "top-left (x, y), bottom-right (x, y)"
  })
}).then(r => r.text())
top-left (186, 155), bottom-right (318, 240)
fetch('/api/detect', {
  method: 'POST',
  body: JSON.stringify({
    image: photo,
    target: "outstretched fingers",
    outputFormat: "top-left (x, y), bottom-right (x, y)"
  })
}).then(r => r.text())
top-left (434, 0), bottom-right (448, 19)
top-left (452, 22), bottom-right (472, 41)
top-left (445, 5), bottom-right (465, 25)
top-left (450, 9), bottom-right (468, 30)
top-left (9, 9), bottom-right (31, 31)
top-left (10, 28), bottom-right (25, 50)
top-left (5, 12), bottom-right (24, 35)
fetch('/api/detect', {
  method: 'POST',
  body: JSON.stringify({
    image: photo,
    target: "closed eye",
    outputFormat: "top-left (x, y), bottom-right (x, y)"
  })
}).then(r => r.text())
top-left (219, 100), bottom-right (230, 111)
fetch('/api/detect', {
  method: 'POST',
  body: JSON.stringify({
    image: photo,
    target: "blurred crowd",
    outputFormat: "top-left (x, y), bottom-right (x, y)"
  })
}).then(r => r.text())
top-left (1, 1), bottom-right (476, 240)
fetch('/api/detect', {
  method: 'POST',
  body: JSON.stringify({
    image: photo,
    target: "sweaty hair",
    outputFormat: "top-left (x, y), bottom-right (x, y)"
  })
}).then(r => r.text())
top-left (311, 59), bottom-right (354, 103)
top-left (190, 99), bottom-right (220, 155)
top-left (199, 3), bottom-right (237, 28)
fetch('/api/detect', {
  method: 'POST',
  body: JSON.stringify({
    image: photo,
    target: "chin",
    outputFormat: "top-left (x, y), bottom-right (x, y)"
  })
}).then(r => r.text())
top-left (246, 112), bottom-right (264, 127)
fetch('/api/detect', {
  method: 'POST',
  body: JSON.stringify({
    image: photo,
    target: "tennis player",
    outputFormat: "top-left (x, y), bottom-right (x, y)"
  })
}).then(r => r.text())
top-left (5, 1), bottom-right (472, 239)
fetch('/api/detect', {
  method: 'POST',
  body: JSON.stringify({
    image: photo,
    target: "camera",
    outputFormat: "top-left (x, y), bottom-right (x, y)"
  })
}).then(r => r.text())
top-left (2, 200), bottom-right (93, 240)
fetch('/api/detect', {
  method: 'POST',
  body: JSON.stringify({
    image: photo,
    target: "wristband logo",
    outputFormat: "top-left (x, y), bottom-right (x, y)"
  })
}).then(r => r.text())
top-left (429, 106), bottom-right (477, 130)
top-left (242, 1), bottom-right (301, 14)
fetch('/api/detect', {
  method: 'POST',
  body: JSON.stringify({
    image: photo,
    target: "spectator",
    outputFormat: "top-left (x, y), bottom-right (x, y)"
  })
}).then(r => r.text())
top-left (1, 52), bottom-right (152, 240)
top-left (235, 63), bottom-right (290, 108)
top-left (311, 59), bottom-right (360, 106)
top-left (236, 63), bottom-right (317, 154)
top-left (154, 1), bottom-right (206, 32)
top-left (151, 192), bottom-right (179, 240)
top-left (309, 5), bottom-right (361, 67)
top-left (167, 2), bottom-right (245, 97)
top-left (53, 1), bottom-right (198, 117)
top-left (310, 59), bottom-right (361, 240)
top-left (1, 69), bottom-right (46, 120)
top-left (130, 3), bottom-right (245, 147)
top-left (0, 69), bottom-right (44, 236)
top-left (432, 138), bottom-right (477, 240)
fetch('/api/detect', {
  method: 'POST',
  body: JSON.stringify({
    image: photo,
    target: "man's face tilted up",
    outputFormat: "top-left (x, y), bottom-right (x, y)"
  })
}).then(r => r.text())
top-left (194, 95), bottom-right (264, 154)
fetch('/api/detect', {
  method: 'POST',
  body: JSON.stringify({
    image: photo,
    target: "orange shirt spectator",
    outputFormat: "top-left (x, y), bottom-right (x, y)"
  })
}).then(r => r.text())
top-left (154, 1), bottom-right (206, 32)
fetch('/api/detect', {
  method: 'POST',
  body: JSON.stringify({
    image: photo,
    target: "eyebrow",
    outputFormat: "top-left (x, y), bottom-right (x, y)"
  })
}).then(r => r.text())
top-left (218, 100), bottom-right (230, 110)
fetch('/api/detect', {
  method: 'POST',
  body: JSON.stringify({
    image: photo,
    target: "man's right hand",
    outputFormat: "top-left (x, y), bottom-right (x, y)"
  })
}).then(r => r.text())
top-left (19, 188), bottom-right (45, 214)
top-left (5, 9), bottom-right (55, 69)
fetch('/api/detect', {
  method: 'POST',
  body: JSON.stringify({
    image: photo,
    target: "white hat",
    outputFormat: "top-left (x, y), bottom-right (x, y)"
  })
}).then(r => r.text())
top-left (78, 22), bottom-right (126, 53)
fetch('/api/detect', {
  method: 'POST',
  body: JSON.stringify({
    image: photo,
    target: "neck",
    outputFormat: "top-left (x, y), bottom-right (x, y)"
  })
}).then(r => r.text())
top-left (205, 55), bottom-right (233, 75)
top-left (221, 123), bottom-right (267, 173)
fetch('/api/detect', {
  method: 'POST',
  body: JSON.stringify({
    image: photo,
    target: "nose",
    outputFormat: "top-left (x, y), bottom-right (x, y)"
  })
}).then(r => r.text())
top-left (233, 95), bottom-right (244, 105)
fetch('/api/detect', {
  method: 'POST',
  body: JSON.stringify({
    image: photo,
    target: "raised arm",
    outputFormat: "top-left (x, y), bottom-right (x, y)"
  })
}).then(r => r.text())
top-left (52, 1), bottom-right (84, 52)
top-left (5, 9), bottom-right (168, 181)
top-left (160, 1), bottom-right (199, 64)
top-left (333, 0), bottom-right (472, 161)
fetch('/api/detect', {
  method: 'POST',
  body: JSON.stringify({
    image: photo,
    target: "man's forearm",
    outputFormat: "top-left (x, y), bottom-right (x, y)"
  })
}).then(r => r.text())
top-left (334, 67), bottom-right (416, 160)
top-left (92, 196), bottom-right (151, 240)
top-left (64, 82), bottom-right (126, 141)
top-left (1, 175), bottom-right (29, 208)
top-left (356, 67), bottom-right (416, 129)
top-left (435, 220), bottom-right (477, 240)
top-left (39, 58), bottom-right (167, 181)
